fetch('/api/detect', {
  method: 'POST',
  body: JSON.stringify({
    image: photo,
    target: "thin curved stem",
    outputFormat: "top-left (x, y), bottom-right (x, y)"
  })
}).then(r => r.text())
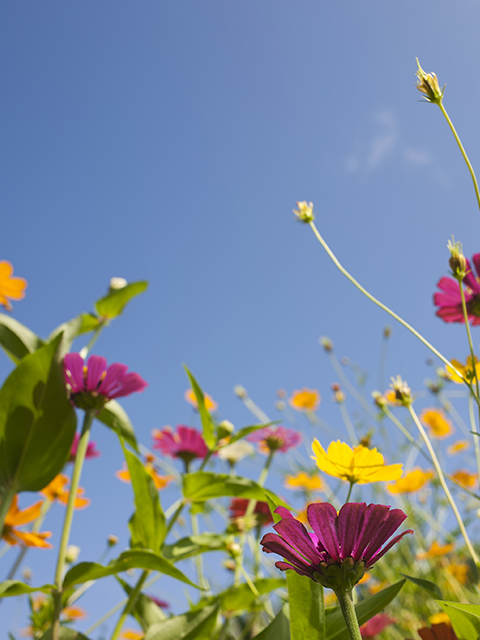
top-left (110, 570), bottom-right (149, 640)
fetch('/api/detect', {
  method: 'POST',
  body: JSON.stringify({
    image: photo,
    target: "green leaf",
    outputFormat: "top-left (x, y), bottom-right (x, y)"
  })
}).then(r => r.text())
top-left (437, 601), bottom-right (480, 640)
top-left (63, 549), bottom-right (199, 589)
top-left (0, 314), bottom-right (44, 363)
top-left (48, 314), bottom-right (101, 359)
top-left (265, 493), bottom-right (284, 524)
top-left (123, 447), bottom-right (166, 552)
top-left (216, 578), bottom-right (285, 612)
top-left (0, 335), bottom-right (77, 493)
top-left (183, 366), bottom-right (216, 449)
top-left (97, 399), bottom-right (138, 451)
top-left (0, 580), bottom-right (54, 598)
top-left (183, 472), bottom-right (290, 507)
top-left (227, 423), bottom-right (278, 445)
top-left (39, 628), bottom-right (92, 640)
top-left (95, 281), bottom-right (148, 319)
top-left (117, 576), bottom-right (167, 630)
top-left (253, 605), bottom-right (291, 640)
top-left (399, 573), bottom-right (443, 599)
top-left (325, 580), bottom-right (405, 640)
top-left (163, 533), bottom-right (227, 562)
top-left (287, 571), bottom-right (324, 640)
top-left (145, 603), bottom-right (219, 640)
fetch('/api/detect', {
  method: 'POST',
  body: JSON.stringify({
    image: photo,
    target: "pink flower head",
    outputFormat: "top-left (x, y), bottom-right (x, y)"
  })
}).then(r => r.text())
top-left (230, 498), bottom-right (274, 528)
top-left (64, 353), bottom-right (147, 411)
top-left (247, 426), bottom-right (302, 454)
top-left (434, 254), bottom-right (480, 324)
top-left (148, 595), bottom-right (170, 610)
top-left (152, 425), bottom-right (209, 468)
top-left (260, 502), bottom-right (412, 590)
top-left (360, 614), bottom-right (396, 638)
top-left (69, 433), bottom-right (100, 462)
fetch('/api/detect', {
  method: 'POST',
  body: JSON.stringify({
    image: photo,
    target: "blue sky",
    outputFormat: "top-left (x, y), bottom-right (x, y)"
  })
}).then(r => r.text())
top-left (2, 0), bottom-right (480, 636)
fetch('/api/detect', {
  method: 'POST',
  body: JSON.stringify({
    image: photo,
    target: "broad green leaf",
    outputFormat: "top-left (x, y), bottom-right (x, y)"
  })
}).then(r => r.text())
top-left (163, 534), bottom-right (227, 562)
top-left (63, 549), bottom-right (199, 589)
top-left (145, 603), bottom-right (219, 640)
top-left (0, 335), bottom-right (77, 492)
top-left (227, 423), bottom-right (277, 445)
top-left (213, 578), bottom-right (285, 612)
top-left (325, 580), bottom-right (405, 640)
top-left (183, 366), bottom-right (216, 449)
top-left (265, 494), bottom-right (284, 524)
top-left (95, 281), bottom-right (148, 319)
top-left (0, 314), bottom-right (44, 363)
top-left (97, 399), bottom-right (138, 451)
top-left (287, 571), bottom-right (324, 640)
top-left (0, 580), bottom-right (54, 598)
top-left (40, 628), bottom-right (92, 640)
top-left (253, 605), bottom-right (291, 640)
top-left (123, 447), bottom-right (166, 552)
top-left (117, 576), bottom-right (167, 630)
top-left (400, 573), bottom-right (443, 599)
top-left (183, 472), bottom-right (290, 507)
top-left (438, 601), bottom-right (480, 640)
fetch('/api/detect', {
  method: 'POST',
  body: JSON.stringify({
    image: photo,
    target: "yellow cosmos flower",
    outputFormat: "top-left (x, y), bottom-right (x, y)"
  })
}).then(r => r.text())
top-left (387, 468), bottom-right (434, 494)
top-left (0, 261), bottom-right (27, 311)
top-left (447, 562), bottom-right (469, 585)
top-left (420, 409), bottom-right (453, 439)
top-left (417, 541), bottom-right (454, 560)
top-left (428, 613), bottom-right (451, 626)
top-left (41, 474), bottom-right (90, 509)
top-left (447, 440), bottom-right (470, 455)
top-left (121, 631), bottom-right (144, 640)
top-left (452, 470), bottom-right (478, 489)
top-left (311, 440), bottom-right (403, 485)
top-left (116, 456), bottom-right (174, 491)
top-left (184, 388), bottom-right (218, 412)
top-left (447, 356), bottom-right (480, 384)
top-left (289, 389), bottom-right (321, 412)
top-left (284, 471), bottom-right (323, 492)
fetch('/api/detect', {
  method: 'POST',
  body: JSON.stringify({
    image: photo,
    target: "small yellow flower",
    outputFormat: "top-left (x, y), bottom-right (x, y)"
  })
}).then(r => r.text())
top-left (311, 440), bottom-right (403, 485)
top-left (284, 471), bottom-right (323, 492)
top-left (452, 469), bottom-right (478, 489)
top-left (293, 201), bottom-right (315, 223)
top-left (446, 356), bottom-right (480, 384)
top-left (0, 261), bottom-right (27, 311)
top-left (420, 409), bottom-right (453, 439)
top-left (447, 562), bottom-right (469, 585)
top-left (447, 440), bottom-right (470, 455)
top-left (387, 468), bottom-right (434, 494)
top-left (417, 541), bottom-right (454, 560)
top-left (289, 388), bottom-right (321, 412)
top-left (184, 388), bottom-right (218, 412)
top-left (428, 613), bottom-right (451, 626)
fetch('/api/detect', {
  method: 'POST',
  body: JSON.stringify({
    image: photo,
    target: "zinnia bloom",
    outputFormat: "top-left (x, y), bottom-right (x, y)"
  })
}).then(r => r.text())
top-left (41, 474), bottom-right (90, 509)
top-left (1, 496), bottom-right (52, 547)
top-left (446, 356), bottom-right (480, 384)
top-left (387, 469), bottom-right (434, 494)
top-left (247, 426), bottom-right (302, 454)
top-left (360, 613), bottom-right (395, 638)
top-left (420, 409), bottom-right (453, 439)
top-left (417, 541), bottom-right (454, 560)
top-left (184, 388), bottom-right (218, 412)
top-left (260, 502), bottom-right (412, 589)
top-left (289, 389), bottom-right (321, 412)
top-left (434, 255), bottom-right (480, 324)
top-left (152, 425), bottom-right (209, 465)
top-left (116, 455), bottom-right (174, 491)
top-left (452, 469), bottom-right (478, 489)
top-left (230, 498), bottom-right (274, 528)
top-left (0, 261), bottom-right (27, 311)
top-left (69, 433), bottom-right (100, 462)
top-left (284, 471), bottom-right (323, 492)
top-left (312, 440), bottom-right (402, 485)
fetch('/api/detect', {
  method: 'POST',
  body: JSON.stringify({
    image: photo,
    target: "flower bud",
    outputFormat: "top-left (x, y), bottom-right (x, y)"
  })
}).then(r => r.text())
top-left (293, 201), bottom-right (315, 223)
top-left (109, 277), bottom-right (128, 291)
top-left (226, 540), bottom-right (242, 558)
top-left (319, 336), bottom-right (334, 352)
top-left (217, 420), bottom-right (235, 440)
top-left (372, 391), bottom-right (387, 409)
top-left (275, 400), bottom-right (286, 411)
top-left (107, 535), bottom-right (119, 547)
top-left (447, 237), bottom-right (467, 280)
top-left (383, 326), bottom-right (392, 338)
top-left (390, 376), bottom-right (412, 406)
top-left (65, 545), bottom-right (81, 564)
top-left (234, 385), bottom-right (247, 399)
top-left (223, 559), bottom-right (236, 572)
top-left (415, 58), bottom-right (445, 104)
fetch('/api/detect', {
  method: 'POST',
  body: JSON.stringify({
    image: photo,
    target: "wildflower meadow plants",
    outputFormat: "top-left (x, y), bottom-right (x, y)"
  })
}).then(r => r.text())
top-left (5, 59), bottom-right (480, 640)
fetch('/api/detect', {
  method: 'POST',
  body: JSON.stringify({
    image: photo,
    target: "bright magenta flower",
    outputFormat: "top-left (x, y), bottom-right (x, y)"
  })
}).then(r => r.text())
top-left (152, 425), bottom-right (209, 465)
top-left (434, 255), bottom-right (480, 324)
top-left (64, 353), bottom-right (147, 410)
top-left (69, 433), bottom-right (100, 462)
top-left (260, 502), bottom-right (412, 589)
top-left (247, 426), bottom-right (302, 454)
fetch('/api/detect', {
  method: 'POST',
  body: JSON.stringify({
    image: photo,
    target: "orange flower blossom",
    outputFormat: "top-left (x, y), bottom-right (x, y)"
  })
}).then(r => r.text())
top-left (420, 409), bottom-right (453, 439)
top-left (1, 496), bottom-right (52, 547)
top-left (41, 474), bottom-right (90, 509)
top-left (0, 261), bottom-right (27, 311)
top-left (116, 455), bottom-right (174, 491)
top-left (289, 388), bottom-right (321, 412)
top-left (184, 388), bottom-right (217, 412)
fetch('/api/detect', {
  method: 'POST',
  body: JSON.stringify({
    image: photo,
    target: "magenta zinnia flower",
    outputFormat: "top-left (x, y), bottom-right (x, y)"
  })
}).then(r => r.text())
top-left (152, 425), bottom-right (209, 467)
top-left (69, 433), bottom-right (100, 462)
top-left (261, 502), bottom-right (412, 590)
top-left (434, 254), bottom-right (480, 324)
top-left (64, 353), bottom-right (147, 411)
top-left (247, 426), bottom-right (302, 454)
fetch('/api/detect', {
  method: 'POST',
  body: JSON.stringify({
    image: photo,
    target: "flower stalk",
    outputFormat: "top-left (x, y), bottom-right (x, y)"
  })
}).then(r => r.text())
top-left (335, 587), bottom-right (363, 640)
top-left (109, 570), bottom-right (149, 640)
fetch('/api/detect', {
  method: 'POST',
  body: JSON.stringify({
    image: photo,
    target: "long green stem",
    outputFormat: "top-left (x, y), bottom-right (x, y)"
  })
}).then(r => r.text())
top-left (52, 410), bottom-right (94, 640)
top-left (326, 351), bottom-right (377, 419)
top-left (407, 404), bottom-right (480, 567)
top-left (468, 394), bottom-right (480, 481)
top-left (335, 588), bottom-right (362, 640)
top-left (110, 570), bottom-right (149, 640)
top-left (339, 402), bottom-right (358, 446)
top-left (345, 482), bottom-right (354, 504)
top-left (0, 483), bottom-right (17, 548)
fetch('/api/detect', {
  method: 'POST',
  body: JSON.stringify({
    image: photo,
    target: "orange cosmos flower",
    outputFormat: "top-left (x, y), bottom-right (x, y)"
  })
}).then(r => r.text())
top-left (0, 261), bottom-right (27, 311)
top-left (116, 456), bottom-right (174, 491)
top-left (62, 606), bottom-right (86, 621)
top-left (387, 468), bottom-right (434, 494)
top-left (289, 388), bottom-right (321, 412)
top-left (447, 440), bottom-right (470, 455)
top-left (41, 474), bottom-right (90, 509)
top-left (417, 541), bottom-right (454, 560)
top-left (2, 496), bottom-right (52, 548)
top-left (184, 388), bottom-right (217, 412)
top-left (420, 409), bottom-right (453, 439)
top-left (284, 471), bottom-right (323, 492)
top-left (451, 469), bottom-right (478, 489)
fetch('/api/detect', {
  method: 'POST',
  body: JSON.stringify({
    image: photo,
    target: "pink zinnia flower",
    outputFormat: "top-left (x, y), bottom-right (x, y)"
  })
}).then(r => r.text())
top-left (434, 254), bottom-right (480, 324)
top-left (64, 353), bottom-right (147, 411)
top-left (360, 614), bottom-right (396, 638)
top-left (69, 433), bottom-right (100, 462)
top-left (260, 502), bottom-right (412, 589)
top-left (229, 498), bottom-right (274, 528)
top-left (152, 425), bottom-right (208, 468)
top-left (247, 426), bottom-right (302, 454)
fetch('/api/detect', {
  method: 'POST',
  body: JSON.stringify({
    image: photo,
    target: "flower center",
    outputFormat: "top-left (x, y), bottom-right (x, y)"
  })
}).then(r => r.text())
top-left (468, 295), bottom-right (480, 317)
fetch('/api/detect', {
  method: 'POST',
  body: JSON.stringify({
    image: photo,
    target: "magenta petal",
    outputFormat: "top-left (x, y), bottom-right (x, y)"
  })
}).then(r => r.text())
top-left (273, 518), bottom-right (323, 564)
top-left (98, 363), bottom-right (129, 398)
top-left (307, 503), bottom-right (340, 561)
top-left (275, 561), bottom-right (311, 577)
top-left (434, 292), bottom-right (463, 306)
top-left (86, 355), bottom-right (107, 391)
top-left (64, 353), bottom-right (85, 392)
top-left (362, 508), bottom-right (407, 563)
top-left (260, 533), bottom-right (313, 572)
top-left (352, 504), bottom-right (390, 560)
top-left (109, 372), bottom-right (148, 399)
top-left (436, 277), bottom-right (461, 295)
top-left (472, 254), bottom-right (480, 280)
top-left (275, 507), bottom-right (295, 520)
top-left (366, 529), bottom-right (413, 567)
top-left (337, 503), bottom-right (366, 559)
